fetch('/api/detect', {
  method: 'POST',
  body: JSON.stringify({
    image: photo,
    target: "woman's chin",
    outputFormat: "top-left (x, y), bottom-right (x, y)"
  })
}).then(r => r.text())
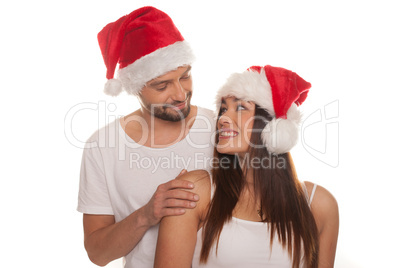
top-left (217, 147), bottom-right (233, 155)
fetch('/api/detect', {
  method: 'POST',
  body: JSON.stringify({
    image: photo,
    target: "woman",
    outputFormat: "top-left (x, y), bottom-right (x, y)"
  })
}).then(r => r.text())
top-left (154, 65), bottom-right (339, 268)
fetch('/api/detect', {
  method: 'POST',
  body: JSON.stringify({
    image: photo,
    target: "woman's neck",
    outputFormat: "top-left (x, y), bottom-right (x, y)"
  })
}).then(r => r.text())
top-left (237, 154), bottom-right (254, 185)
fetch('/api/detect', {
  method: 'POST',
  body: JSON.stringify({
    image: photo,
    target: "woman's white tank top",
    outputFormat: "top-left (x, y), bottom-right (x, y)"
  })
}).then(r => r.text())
top-left (191, 183), bottom-right (317, 268)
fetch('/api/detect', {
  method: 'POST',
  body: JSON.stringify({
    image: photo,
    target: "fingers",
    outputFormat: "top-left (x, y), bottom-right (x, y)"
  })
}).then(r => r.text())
top-left (165, 198), bottom-right (197, 209)
top-left (151, 195), bottom-right (196, 220)
top-left (153, 189), bottom-right (199, 209)
top-left (159, 199), bottom-right (197, 218)
top-left (158, 178), bottom-right (194, 192)
top-left (156, 181), bottom-right (199, 205)
top-left (146, 175), bottom-right (200, 223)
top-left (164, 188), bottom-right (199, 202)
top-left (178, 169), bottom-right (188, 176)
top-left (152, 185), bottom-right (199, 218)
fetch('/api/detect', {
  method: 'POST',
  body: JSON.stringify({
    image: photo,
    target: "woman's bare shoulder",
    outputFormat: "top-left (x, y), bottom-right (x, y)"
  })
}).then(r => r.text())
top-left (303, 181), bottom-right (337, 203)
top-left (177, 170), bottom-right (211, 190)
top-left (304, 181), bottom-right (339, 232)
top-left (177, 170), bottom-right (211, 210)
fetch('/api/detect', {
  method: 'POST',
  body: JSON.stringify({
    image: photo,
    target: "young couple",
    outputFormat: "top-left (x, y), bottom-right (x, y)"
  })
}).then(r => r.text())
top-left (77, 6), bottom-right (339, 268)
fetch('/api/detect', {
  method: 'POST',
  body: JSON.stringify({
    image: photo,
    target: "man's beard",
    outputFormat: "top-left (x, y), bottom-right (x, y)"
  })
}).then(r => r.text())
top-left (151, 93), bottom-right (192, 122)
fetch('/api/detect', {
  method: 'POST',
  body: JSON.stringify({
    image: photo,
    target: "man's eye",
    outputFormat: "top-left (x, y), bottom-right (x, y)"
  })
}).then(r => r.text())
top-left (155, 84), bottom-right (168, 91)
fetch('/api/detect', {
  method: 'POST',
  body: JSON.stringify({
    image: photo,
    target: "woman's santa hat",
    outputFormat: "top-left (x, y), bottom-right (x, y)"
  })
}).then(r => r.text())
top-left (216, 65), bottom-right (311, 154)
top-left (97, 6), bottom-right (195, 96)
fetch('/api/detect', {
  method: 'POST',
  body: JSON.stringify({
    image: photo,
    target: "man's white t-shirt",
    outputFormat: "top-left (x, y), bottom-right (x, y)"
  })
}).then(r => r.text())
top-left (77, 107), bottom-right (215, 267)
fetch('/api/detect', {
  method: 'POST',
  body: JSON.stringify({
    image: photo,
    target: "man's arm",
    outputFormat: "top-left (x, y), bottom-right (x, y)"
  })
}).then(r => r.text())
top-left (83, 209), bottom-right (147, 266)
top-left (154, 170), bottom-right (211, 268)
top-left (83, 172), bottom-right (200, 266)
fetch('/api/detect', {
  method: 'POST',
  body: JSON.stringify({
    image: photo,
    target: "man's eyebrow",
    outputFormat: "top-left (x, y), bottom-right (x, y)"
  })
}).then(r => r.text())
top-left (149, 80), bottom-right (170, 87)
top-left (148, 66), bottom-right (192, 87)
top-left (178, 66), bottom-right (192, 77)
top-left (183, 66), bottom-right (192, 74)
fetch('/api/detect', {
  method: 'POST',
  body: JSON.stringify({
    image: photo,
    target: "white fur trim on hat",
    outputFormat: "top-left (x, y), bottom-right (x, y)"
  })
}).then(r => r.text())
top-left (115, 41), bottom-right (195, 96)
top-left (215, 69), bottom-right (275, 116)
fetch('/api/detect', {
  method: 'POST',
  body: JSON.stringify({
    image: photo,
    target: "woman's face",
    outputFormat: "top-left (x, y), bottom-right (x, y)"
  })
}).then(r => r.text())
top-left (217, 96), bottom-right (256, 156)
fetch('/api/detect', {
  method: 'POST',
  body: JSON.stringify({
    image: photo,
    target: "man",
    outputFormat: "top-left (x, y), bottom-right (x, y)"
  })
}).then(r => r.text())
top-left (77, 6), bottom-right (215, 267)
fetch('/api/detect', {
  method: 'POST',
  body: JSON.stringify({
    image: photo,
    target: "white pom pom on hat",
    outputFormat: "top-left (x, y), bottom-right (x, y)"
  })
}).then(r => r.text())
top-left (215, 65), bottom-right (311, 154)
top-left (98, 6), bottom-right (195, 96)
top-left (104, 78), bottom-right (123, 96)
top-left (261, 106), bottom-right (301, 154)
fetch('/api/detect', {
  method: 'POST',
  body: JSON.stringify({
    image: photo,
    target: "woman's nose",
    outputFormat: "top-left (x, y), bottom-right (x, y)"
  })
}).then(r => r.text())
top-left (218, 114), bottom-right (232, 127)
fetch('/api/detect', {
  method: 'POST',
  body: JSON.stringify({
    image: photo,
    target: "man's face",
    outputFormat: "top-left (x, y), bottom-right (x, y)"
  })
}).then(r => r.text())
top-left (138, 66), bottom-right (193, 122)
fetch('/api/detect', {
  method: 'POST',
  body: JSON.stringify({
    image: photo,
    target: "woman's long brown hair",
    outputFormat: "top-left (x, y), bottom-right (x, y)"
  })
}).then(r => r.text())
top-left (200, 106), bottom-right (319, 268)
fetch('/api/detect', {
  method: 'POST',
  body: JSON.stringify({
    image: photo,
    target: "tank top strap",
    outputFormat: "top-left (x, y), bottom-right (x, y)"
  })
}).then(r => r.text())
top-left (309, 184), bottom-right (318, 206)
top-left (206, 170), bottom-right (215, 200)
top-left (301, 182), bottom-right (318, 208)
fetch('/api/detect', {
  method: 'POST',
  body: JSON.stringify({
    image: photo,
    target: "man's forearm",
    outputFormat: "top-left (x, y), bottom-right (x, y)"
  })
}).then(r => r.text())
top-left (84, 207), bottom-right (150, 266)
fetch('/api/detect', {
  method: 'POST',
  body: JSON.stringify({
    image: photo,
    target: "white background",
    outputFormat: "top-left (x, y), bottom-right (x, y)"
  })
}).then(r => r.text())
top-left (1, 0), bottom-right (401, 267)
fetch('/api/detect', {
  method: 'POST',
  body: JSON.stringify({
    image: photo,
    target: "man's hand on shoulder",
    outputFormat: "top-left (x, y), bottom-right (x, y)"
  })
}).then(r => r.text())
top-left (142, 169), bottom-right (209, 227)
top-left (154, 170), bottom-right (211, 268)
top-left (175, 169), bottom-right (211, 218)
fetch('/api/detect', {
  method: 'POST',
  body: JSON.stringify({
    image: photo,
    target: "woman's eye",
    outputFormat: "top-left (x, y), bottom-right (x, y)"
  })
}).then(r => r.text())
top-left (237, 104), bottom-right (246, 111)
top-left (219, 107), bottom-right (227, 115)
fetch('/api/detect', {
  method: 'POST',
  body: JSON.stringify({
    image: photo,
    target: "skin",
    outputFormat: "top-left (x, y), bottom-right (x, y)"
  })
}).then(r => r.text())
top-left (216, 97), bottom-right (255, 158)
top-left (83, 66), bottom-right (202, 266)
top-left (154, 97), bottom-right (339, 268)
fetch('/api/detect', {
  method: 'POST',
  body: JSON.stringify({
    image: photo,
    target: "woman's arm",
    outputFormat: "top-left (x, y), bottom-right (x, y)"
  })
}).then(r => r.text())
top-left (309, 184), bottom-right (339, 268)
top-left (154, 170), bottom-right (211, 268)
top-left (83, 173), bottom-right (199, 266)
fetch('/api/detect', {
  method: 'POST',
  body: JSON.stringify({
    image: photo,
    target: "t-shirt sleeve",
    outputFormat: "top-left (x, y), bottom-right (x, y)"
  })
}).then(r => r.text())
top-left (77, 143), bottom-right (114, 215)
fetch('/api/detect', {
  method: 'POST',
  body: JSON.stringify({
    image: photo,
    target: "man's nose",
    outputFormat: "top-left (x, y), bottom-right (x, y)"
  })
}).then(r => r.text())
top-left (171, 81), bottom-right (186, 101)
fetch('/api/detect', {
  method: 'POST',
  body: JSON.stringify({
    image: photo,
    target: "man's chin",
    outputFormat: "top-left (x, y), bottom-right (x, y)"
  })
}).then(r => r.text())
top-left (154, 105), bottom-right (191, 122)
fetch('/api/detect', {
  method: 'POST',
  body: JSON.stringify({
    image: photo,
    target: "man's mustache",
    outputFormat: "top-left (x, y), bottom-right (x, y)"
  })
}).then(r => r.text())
top-left (164, 92), bottom-right (192, 107)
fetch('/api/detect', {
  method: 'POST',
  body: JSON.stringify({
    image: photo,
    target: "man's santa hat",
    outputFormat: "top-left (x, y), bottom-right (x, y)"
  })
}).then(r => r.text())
top-left (216, 65), bottom-right (311, 154)
top-left (97, 6), bottom-right (195, 96)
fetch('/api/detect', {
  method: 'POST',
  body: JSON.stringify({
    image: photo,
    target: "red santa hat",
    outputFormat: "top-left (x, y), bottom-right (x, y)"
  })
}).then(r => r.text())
top-left (97, 6), bottom-right (195, 96)
top-left (215, 65), bottom-right (311, 154)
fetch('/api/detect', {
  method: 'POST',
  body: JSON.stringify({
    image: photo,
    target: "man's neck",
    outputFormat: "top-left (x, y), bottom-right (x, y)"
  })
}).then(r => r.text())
top-left (121, 105), bottom-right (198, 148)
